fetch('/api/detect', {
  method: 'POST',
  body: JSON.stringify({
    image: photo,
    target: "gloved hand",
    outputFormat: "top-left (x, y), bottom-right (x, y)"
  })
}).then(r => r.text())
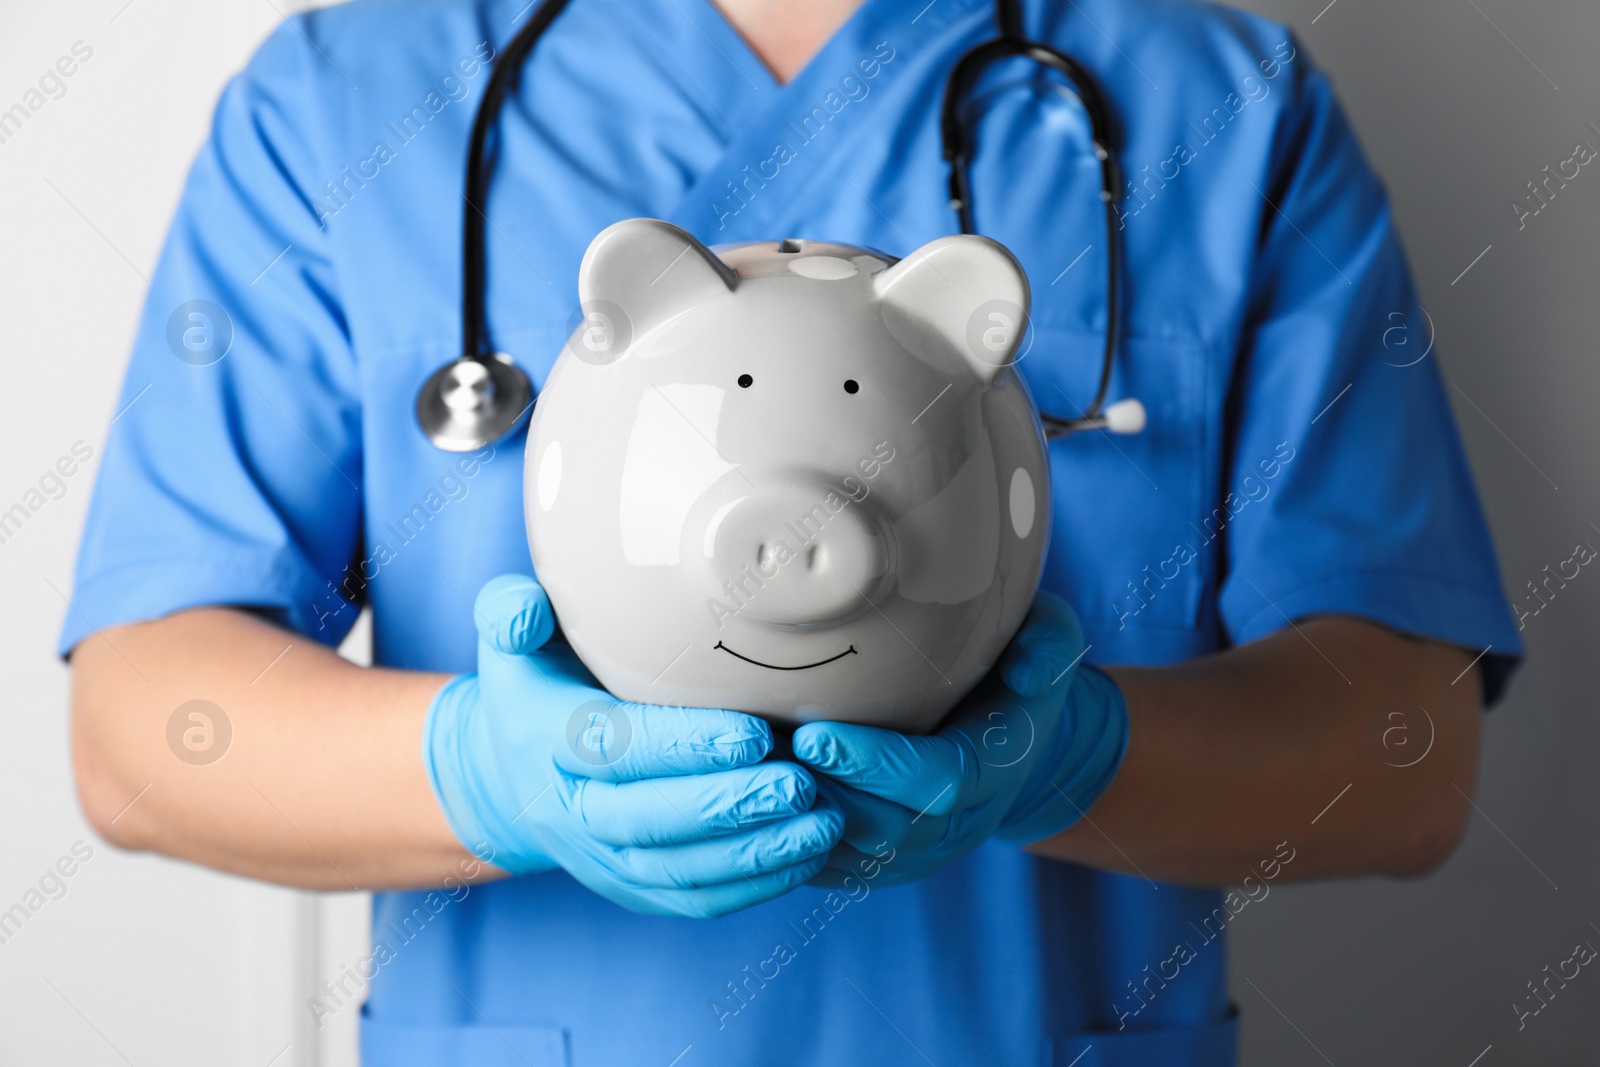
top-left (792, 592), bottom-right (1127, 888)
top-left (423, 574), bottom-right (843, 918)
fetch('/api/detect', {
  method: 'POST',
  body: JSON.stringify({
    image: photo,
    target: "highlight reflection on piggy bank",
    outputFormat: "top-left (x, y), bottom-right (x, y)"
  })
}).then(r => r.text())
top-left (525, 219), bottom-right (1049, 733)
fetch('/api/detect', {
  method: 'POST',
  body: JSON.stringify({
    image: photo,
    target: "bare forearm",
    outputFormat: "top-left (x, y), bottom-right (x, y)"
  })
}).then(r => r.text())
top-left (1029, 619), bottom-right (1480, 885)
top-left (70, 608), bottom-right (485, 891)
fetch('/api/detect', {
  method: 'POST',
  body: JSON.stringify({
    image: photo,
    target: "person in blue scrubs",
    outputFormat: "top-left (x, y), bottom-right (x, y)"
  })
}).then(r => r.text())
top-left (64, 0), bottom-right (1522, 1064)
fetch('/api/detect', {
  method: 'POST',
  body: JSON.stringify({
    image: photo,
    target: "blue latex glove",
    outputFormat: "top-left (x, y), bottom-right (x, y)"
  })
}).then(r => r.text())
top-left (423, 574), bottom-right (843, 918)
top-left (792, 592), bottom-right (1128, 888)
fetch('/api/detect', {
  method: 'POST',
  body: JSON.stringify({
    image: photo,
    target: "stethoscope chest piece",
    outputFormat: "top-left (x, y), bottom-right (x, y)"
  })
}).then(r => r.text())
top-left (416, 353), bottom-right (533, 452)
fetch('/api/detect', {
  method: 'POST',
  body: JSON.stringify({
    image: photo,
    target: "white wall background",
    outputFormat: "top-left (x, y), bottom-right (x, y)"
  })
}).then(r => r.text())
top-left (0, 3), bottom-right (368, 1064)
top-left (0, 0), bottom-right (1594, 1064)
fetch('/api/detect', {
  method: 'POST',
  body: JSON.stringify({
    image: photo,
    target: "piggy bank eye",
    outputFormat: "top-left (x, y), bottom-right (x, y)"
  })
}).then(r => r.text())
top-left (843, 379), bottom-right (859, 394)
top-left (737, 374), bottom-right (753, 388)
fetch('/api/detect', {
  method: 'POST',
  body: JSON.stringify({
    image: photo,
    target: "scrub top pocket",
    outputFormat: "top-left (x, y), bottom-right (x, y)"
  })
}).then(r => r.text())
top-left (1020, 323), bottom-right (1216, 643)
top-left (361, 1006), bottom-right (571, 1066)
top-left (1046, 1008), bottom-right (1239, 1066)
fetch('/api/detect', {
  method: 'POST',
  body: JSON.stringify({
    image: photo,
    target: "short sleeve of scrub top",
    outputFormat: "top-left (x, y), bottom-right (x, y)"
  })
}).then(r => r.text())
top-left (59, 26), bottom-right (365, 654)
top-left (58, 1), bottom-right (1524, 1065)
top-left (1210, 54), bottom-right (1523, 701)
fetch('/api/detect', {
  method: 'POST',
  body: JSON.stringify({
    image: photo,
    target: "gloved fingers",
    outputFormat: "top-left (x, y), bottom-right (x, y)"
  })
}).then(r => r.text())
top-left (824, 790), bottom-right (962, 865)
top-left (792, 720), bottom-right (974, 817)
top-left (607, 851), bottom-right (832, 919)
top-left (815, 799), bottom-right (997, 889)
top-left (473, 574), bottom-right (556, 656)
top-left (807, 843), bottom-right (889, 890)
top-left (939, 799), bottom-right (1009, 854)
top-left (936, 689), bottom-right (1049, 805)
top-left (600, 805), bottom-right (843, 890)
top-left (806, 744), bottom-right (1015, 867)
top-left (551, 701), bottom-right (775, 782)
top-left (811, 842), bottom-right (934, 890)
top-left (998, 590), bottom-right (1086, 696)
top-left (812, 776), bottom-right (919, 853)
top-left (569, 763), bottom-right (818, 847)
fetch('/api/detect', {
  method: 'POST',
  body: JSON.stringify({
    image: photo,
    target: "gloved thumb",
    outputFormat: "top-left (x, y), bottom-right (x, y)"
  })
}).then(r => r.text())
top-left (999, 590), bottom-right (1086, 696)
top-left (474, 574), bottom-right (556, 656)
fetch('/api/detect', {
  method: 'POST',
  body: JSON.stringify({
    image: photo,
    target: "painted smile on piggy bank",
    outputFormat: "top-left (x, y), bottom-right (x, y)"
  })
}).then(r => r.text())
top-left (526, 218), bottom-right (1050, 733)
top-left (712, 642), bottom-right (857, 671)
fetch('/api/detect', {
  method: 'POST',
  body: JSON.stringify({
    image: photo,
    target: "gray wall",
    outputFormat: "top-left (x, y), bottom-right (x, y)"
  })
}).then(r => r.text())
top-left (1223, 0), bottom-right (1600, 1063)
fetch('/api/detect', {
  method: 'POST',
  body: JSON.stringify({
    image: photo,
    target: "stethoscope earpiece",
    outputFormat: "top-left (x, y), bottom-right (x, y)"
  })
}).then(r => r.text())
top-left (1100, 397), bottom-right (1146, 434)
top-left (1043, 397), bottom-right (1146, 439)
top-left (416, 354), bottom-right (534, 452)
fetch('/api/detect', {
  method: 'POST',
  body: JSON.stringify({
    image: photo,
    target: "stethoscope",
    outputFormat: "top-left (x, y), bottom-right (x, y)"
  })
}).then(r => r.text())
top-left (416, 0), bottom-right (1145, 452)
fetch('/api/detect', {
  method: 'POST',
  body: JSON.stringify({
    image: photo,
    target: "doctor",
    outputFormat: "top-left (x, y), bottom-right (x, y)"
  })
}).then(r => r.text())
top-left (65, 0), bottom-right (1520, 1063)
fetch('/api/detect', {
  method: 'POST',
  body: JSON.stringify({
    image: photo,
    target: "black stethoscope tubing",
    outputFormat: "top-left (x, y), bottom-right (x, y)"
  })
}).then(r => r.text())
top-left (461, 0), bottom-right (577, 365)
top-left (941, 0), bottom-right (1126, 433)
top-left (426, 0), bottom-right (1129, 450)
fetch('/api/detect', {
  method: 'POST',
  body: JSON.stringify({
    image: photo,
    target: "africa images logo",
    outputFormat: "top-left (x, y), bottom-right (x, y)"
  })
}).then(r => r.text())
top-left (165, 700), bottom-right (232, 766)
top-left (166, 300), bottom-right (234, 366)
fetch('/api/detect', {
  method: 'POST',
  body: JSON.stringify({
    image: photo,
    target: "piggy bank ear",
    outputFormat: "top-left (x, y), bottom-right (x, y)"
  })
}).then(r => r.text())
top-left (577, 219), bottom-right (738, 348)
top-left (873, 235), bottom-right (1030, 383)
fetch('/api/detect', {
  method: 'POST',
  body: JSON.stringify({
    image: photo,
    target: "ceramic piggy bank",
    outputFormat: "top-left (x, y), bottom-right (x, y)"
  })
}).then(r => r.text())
top-left (525, 218), bottom-right (1049, 733)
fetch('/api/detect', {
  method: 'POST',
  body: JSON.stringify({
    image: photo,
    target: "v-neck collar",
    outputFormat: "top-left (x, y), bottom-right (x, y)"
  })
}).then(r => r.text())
top-left (588, 0), bottom-right (776, 138)
top-left (596, 0), bottom-right (995, 142)
top-left (698, 0), bottom-right (997, 92)
top-left (655, 0), bottom-right (993, 240)
top-left (684, 0), bottom-right (994, 91)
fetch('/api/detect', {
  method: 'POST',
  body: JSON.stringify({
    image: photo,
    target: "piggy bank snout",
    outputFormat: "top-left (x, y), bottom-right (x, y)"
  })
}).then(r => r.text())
top-left (704, 482), bottom-right (894, 628)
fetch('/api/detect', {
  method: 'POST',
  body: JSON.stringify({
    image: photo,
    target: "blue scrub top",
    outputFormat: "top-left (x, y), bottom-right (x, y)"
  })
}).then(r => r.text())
top-left (63, 0), bottom-right (1522, 1063)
